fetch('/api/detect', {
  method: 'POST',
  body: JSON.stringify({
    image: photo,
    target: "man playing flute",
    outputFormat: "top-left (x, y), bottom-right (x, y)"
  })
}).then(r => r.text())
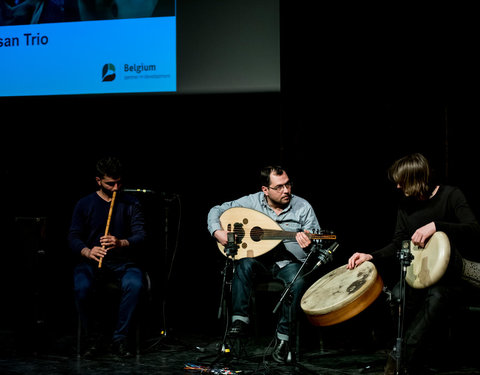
top-left (68, 156), bottom-right (146, 358)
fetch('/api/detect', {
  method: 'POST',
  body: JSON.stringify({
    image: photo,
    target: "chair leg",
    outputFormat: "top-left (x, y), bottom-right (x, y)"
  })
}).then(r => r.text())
top-left (135, 323), bottom-right (140, 356)
top-left (250, 292), bottom-right (259, 337)
top-left (76, 315), bottom-right (82, 358)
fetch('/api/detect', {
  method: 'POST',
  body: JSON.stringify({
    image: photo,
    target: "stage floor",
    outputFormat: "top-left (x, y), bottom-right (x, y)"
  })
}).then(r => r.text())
top-left (1, 330), bottom-right (479, 375)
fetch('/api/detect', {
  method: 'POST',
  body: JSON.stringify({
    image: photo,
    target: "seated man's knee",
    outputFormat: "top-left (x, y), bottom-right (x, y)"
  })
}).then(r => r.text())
top-left (122, 268), bottom-right (144, 293)
top-left (73, 273), bottom-right (93, 300)
top-left (235, 258), bottom-right (256, 274)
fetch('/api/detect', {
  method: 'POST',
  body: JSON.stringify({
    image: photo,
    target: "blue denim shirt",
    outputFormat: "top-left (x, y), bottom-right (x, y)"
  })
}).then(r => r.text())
top-left (207, 192), bottom-right (321, 263)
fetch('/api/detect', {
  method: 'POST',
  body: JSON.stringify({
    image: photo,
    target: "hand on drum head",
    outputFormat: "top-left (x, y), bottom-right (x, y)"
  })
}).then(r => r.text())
top-left (411, 222), bottom-right (436, 248)
top-left (347, 252), bottom-right (373, 269)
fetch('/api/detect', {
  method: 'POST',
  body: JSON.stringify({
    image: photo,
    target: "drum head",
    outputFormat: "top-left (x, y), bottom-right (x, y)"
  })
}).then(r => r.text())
top-left (301, 261), bottom-right (383, 326)
top-left (406, 231), bottom-right (451, 289)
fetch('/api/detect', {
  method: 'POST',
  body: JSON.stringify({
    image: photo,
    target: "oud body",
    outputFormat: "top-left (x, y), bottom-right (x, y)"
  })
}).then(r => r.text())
top-left (217, 207), bottom-right (335, 259)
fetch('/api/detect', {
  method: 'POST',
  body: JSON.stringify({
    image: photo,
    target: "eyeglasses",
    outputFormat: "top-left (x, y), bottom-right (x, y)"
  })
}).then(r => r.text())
top-left (268, 182), bottom-right (292, 191)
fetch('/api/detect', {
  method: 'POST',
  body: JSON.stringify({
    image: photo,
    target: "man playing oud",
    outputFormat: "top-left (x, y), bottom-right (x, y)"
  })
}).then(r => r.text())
top-left (207, 166), bottom-right (321, 363)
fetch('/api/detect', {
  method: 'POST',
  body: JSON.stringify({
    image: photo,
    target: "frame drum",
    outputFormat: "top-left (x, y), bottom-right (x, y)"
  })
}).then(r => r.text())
top-left (301, 261), bottom-right (383, 326)
top-left (404, 231), bottom-right (480, 289)
top-left (406, 231), bottom-right (450, 289)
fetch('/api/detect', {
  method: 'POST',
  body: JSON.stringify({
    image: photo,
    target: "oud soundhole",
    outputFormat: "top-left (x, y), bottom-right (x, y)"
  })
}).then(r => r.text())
top-left (250, 226), bottom-right (264, 242)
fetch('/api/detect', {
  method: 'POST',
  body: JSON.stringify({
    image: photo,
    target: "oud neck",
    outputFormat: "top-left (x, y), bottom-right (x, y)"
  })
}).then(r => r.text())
top-left (262, 230), bottom-right (335, 241)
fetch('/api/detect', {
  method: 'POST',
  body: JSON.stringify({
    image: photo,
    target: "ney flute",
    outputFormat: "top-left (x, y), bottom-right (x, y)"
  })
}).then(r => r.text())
top-left (98, 190), bottom-right (117, 268)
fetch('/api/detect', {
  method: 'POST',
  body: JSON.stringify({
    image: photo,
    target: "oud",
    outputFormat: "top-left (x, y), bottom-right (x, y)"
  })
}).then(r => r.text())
top-left (217, 207), bottom-right (336, 259)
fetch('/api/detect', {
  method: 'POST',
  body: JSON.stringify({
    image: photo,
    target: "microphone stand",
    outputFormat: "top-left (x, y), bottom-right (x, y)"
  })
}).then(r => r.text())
top-left (392, 240), bottom-right (414, 374)
top-left (272, 241), bottom-right (337, 372)
top-left (132, 189), bottom-right (179, 352)
top-left (272, 241), bottom-right (338, 316)
top-left (199, 234), bottom-right (239, 365)
top-left (218, 233), bottom-right (239, 321)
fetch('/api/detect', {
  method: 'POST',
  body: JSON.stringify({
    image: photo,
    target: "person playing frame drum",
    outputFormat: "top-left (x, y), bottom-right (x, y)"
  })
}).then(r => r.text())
top-left (347, 153), bottom-right (480, 375)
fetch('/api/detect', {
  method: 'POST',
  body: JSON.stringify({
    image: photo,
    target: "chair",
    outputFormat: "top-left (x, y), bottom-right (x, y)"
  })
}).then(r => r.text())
top-left (76, 271), bottom-right (151, 357)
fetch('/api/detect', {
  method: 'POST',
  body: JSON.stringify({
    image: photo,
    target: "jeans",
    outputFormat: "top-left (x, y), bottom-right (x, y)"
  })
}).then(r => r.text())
top-left (231, 257), bottom-right (305, 341)
top-left (73, 261), bottom-right (144, 343)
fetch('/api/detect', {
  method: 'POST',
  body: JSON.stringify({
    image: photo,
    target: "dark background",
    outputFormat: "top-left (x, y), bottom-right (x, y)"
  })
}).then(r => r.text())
top-left (1, 2), bottom-right (480, 354)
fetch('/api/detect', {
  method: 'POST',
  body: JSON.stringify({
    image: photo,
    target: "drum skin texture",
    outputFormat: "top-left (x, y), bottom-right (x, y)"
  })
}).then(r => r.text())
top-left (301, 261), bottom-right (383, 326)
top-left (405, 231), bottom-right (480, 289)
top-left (406, 231), bottom-right (451, 289)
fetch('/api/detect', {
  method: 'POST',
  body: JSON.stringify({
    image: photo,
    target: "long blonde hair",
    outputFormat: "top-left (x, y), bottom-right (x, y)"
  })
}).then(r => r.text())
top-left (389, 153), bottom-right (431, 200)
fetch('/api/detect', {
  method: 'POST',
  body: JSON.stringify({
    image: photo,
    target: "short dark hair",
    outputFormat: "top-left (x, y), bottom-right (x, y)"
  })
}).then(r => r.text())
top-left (95, 156), bottom-right (123, 179)
top-left (260, 165), bottom-right (285, 187)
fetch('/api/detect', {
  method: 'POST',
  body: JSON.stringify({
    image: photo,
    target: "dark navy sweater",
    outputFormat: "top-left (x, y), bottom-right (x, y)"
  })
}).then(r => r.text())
top-left (68, 191), bottom-right (146, 265)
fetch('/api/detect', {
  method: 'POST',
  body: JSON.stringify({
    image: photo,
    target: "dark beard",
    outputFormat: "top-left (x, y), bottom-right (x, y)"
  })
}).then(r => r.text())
top-left (100, 186), bottom-right (114, 198)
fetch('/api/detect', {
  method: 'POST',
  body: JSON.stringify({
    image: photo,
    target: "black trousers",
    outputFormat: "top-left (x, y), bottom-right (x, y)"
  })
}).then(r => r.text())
top-left (391, 276), bottom-right (462, 369)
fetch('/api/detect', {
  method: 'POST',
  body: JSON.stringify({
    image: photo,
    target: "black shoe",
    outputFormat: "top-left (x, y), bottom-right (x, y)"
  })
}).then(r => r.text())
top-left (83, 336), bottom-right (103, 358)
top-left (228, 320), bottom-right (248, 338)
top-left (112, 339), bottom-right (133, 358)
top-left (272, 339), bottom-right (292, 363)
top-left (83, 343), bottom-right (98, 358)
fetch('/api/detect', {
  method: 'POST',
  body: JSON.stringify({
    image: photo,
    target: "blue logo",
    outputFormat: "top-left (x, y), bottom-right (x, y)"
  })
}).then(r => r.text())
top-left (102, 64), bottom-right (116, 82)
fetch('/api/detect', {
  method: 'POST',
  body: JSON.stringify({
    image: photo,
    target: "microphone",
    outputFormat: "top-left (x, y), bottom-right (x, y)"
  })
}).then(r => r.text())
top-left (224, 232), bottom-right (239, 258)
top-left (123, 188), bottom-right (156, 194)
top-left (398, 240), bottom-right (413, 270)
top-left (312, 242), bottom-right (339, 270)
top-left (123, 189), bottom-right (178, 201)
